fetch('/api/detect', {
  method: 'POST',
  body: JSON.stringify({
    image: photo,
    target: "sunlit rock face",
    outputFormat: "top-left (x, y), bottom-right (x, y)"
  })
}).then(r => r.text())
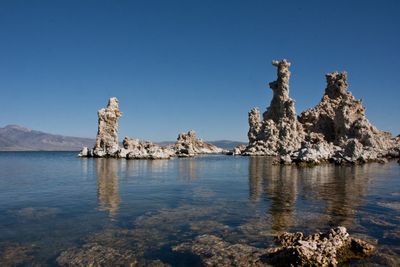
top-left (245, 59), bottom-right (304, 156)
top-left (78, 99), bottom-right (225, 159)
top-left (119, 137), bottom-right (174, 159)
top-left (244, 60), bottom-right (400, 164)
top-left (268, 226), bottom-right (375, 266)
top-left (93, 97), bottom-right (122, 157)
top-left (172, 130), bottom-right (225, 157)
top-left (299, 71), bottom-right (398, 163)
top-left (174, 227), bottom-right (375, 267)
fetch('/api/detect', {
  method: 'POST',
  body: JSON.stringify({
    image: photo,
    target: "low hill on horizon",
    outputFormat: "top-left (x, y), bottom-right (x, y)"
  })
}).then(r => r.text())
top-left (0, 125), bottom-right (95, 151)
top-left (0, 125), bottom-right (246, 151)
top-left (156, 140), bottom-right (247, 150)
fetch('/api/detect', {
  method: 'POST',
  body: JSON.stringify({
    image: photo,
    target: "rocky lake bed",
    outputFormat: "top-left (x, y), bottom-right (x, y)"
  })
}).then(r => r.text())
top-left (0, 152), bottom-right (399, 266)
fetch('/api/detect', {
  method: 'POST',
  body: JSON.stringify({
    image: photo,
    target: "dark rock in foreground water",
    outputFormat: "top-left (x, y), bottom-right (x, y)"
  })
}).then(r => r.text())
top-left (174, 227), bottom-right (375, 267)
top-left (57, 243), bottom-right (138, 267)
top-left (267, 227), bottom-right (374, 266)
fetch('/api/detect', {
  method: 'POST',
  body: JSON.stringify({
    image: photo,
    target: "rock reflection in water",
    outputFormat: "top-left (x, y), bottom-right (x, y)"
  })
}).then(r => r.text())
top-left (248, 157), bottom-right (373, 232)
top-left (96, 158), bottom-right (120, 218)
top-left (124, 159), bottom-right (171, 179)
top-left (178, 158), bottom-right (198, 181)
top-left (249, 157), bottom-right (298, 231)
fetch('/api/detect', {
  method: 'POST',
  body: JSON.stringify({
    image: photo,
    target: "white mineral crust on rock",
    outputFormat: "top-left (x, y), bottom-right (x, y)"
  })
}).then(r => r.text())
top-left (172, 130), bottom-right (225, 157)
top-left (92, 97), bottom-right (122, 157)
top-left (244, 60), bottom-right (400, 164)
top-left (245, 59), bottom-right (304, 157)
top-left (79, 99), bottom-right (225, 159)
top-left (120, 137), bottom-right (173, 159)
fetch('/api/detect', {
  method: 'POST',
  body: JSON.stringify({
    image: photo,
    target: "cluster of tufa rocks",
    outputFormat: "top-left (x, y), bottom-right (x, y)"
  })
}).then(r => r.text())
top-left (79, 98), bottom-right (225, 159)
top-left (241, 59), bottom-right (400, 164)
top-left (173, 226), bottom-right (375, 267)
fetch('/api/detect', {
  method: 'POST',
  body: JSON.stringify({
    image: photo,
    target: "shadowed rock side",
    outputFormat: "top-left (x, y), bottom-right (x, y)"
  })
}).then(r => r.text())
top-left (79, 98), bottom-right (224, 159)
top-left (173, 227), bottom-right (374, 267)
top-left (242, 59), bottom-right (400, 164)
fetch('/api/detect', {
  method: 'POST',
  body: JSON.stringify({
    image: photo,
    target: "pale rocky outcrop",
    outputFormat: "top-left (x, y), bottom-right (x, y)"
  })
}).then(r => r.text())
top-left (243, 59), bottom-right (400, 164)
top-left (93, 97), bottom-right (122, 157)
top-left (298, 71), bottom-right (398, 164)
top-left (245, 59), bottom-right (304, 156)
top-left (79, 99), bottom-right (225, 159)
top-left (173, 227), bottom-right (375, 267)
top-left (171, 130), bottom-right (226, 157)
top-left (119, 137), bottom-right (174, 159)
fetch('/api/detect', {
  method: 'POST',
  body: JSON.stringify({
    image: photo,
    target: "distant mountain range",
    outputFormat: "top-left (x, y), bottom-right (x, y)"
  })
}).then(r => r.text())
top-left (0, 125), bottom-right (95, 151)
top-left (0, 125), bottom-right (246, 151)
top-left (204, 140), bottom-right (247, 150)
top-left (156, 140), bottom-right (247, 150)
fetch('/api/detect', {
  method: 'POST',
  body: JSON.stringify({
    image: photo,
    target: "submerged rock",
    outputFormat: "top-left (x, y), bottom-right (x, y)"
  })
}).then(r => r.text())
top-left (0, 242), bottom-right (38, 266)
top-left (173, 235), bottom-right (266, 267)
top-left (174, 227), bottom-right (375, 267)
top-left (57, 243), bottom-right (137, 267)
top-left (242, 59), bottom-right (400, 165)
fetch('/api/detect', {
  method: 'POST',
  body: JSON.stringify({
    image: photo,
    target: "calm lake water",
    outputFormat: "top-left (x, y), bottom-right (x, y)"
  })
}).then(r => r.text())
top-left (0, 152), bottom-right (399, 266)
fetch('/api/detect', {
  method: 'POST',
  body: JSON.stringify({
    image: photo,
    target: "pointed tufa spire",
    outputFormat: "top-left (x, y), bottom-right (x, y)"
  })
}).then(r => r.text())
top-left (242, 59), bottom-right (399, 164)
top-left (245, 59), bottom-right (304, 156)
top-left (93, 97), bottom-right (122, 157)
top-left (263, 59), bottom-right (297, 122)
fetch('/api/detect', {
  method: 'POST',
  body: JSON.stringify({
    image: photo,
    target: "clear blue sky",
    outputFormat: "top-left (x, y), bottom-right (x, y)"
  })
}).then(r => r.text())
top-left (1, 0), bottom-right (399, 141)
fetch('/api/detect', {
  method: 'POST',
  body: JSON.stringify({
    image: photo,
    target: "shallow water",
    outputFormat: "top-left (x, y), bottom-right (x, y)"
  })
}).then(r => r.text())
top-left (0, 152), bottom-right (399, 266)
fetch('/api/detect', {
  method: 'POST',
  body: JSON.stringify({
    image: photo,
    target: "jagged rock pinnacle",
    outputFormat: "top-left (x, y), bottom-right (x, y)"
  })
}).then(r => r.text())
top-left (241, 59), bottom-right (400, 164)
top-left (93, 97), bottom-right (122, 157)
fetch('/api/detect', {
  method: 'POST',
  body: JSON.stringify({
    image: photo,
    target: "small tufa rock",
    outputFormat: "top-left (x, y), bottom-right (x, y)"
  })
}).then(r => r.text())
top-left (232, 144), bottom-right (247, 155)
top-left (78, 146), bottom-right (89, 157)
top-left (120, 137), bottom-right (173, 159)
top-left (172, 130), bottom-right (225, 157)
top-left (267, 226), bottom-right (375, 266)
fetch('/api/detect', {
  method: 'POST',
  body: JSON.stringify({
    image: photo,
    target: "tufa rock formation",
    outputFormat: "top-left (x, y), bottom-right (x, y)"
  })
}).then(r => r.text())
top-left (79, 98), bottom-right (224, 159)
top-left (242, 59), bottom-right (400, 164)
top-left (174, 227), bottom-right (375, 266)
top-left (171, 130), bottom-right (225, 157)
top-left (245, 59), bottom-right (304, 156)
top-left (298, 71), bottom-right (398, 163)
top-left (93, 97), bottom-right (122, 157)
top-left (118, 137), bottom-right (174, 159)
